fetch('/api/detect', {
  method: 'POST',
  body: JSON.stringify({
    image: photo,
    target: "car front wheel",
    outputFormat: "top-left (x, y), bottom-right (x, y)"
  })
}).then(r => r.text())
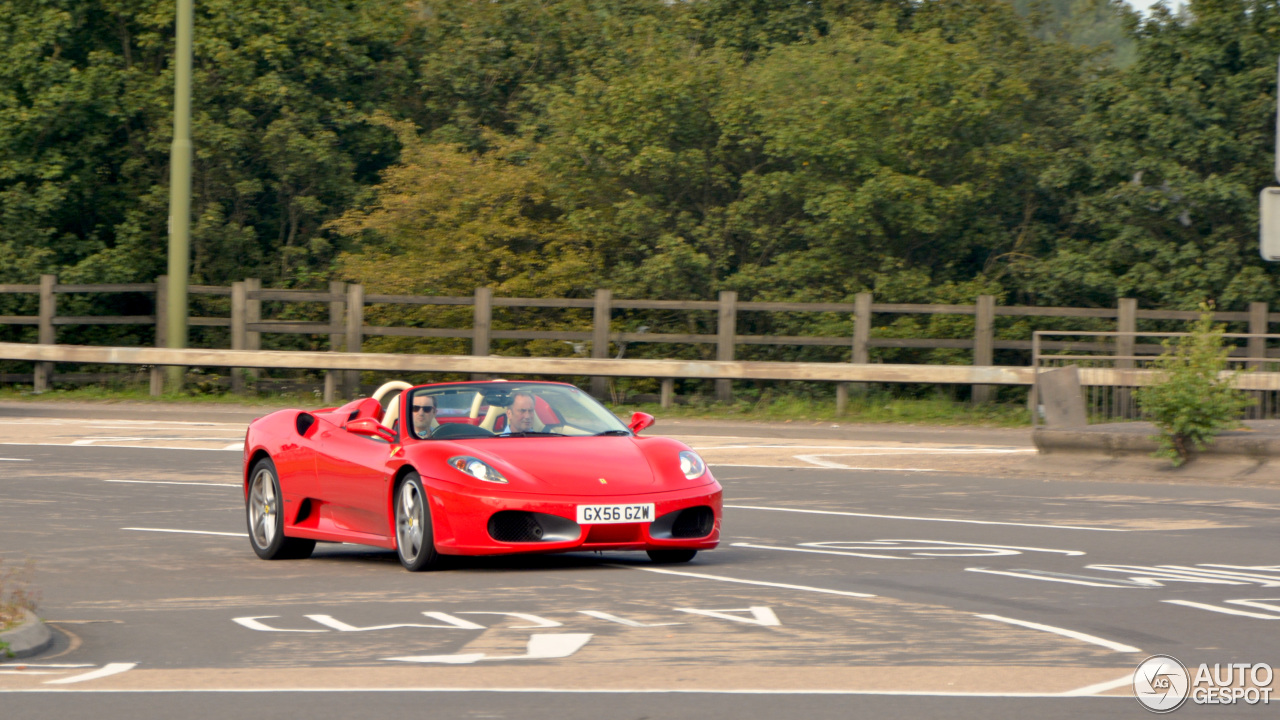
top-left (246, 458), bottom-right (315, 560)
top-left (395, 473), bottom-right (439, 571)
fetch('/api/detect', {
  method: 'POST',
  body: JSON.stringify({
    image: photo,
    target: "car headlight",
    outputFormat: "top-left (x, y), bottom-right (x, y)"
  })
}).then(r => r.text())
top-left (448, 456), bottom-right (508, 484)
top-left (678, 451), bottom-right (706, 480)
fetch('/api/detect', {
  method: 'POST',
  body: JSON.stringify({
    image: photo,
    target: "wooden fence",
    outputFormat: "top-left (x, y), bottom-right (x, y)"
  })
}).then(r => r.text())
top-left (2, 275), bottom-right (1276, 406)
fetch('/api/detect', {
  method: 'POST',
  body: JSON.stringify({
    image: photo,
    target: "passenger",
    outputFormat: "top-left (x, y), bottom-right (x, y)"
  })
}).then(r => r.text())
top-left (502, 391), bottom-right (537, 434)
top-left (410, 395), bottom-right (437, 439)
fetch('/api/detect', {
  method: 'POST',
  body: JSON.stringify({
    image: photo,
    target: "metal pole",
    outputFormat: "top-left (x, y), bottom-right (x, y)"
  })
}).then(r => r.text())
top-left (166, 0), bottom-right (193, 390)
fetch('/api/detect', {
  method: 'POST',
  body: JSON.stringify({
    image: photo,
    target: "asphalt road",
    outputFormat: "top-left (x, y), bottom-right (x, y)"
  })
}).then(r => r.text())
top-left (1, 411), bottom-right (1278, 719)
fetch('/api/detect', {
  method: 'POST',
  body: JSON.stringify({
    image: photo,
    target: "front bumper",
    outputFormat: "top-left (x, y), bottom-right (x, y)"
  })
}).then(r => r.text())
top-left (425, 481), bottom-right (722, 555)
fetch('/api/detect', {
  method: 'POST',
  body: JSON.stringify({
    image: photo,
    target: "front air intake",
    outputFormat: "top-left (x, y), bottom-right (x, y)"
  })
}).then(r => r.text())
top-left (650, 506), bottom-right (715, 539)
top-left (487, 511), bottom-right (581, 543)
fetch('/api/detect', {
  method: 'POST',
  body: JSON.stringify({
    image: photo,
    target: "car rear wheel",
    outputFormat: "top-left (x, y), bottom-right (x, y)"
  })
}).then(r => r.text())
top-left (395, 473), bottom-right (439, 571)
top-left (247, 458), bottom-right (315, 560)
top-left (647, 549), bottom-right (697, 564)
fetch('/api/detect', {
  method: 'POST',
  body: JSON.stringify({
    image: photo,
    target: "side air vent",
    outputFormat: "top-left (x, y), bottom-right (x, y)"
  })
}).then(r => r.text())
top-left (296, 412), bottom-right (316, 436)
top-left (649, 506), bottom-right (715, 539)
top-left (487, 511), bottom-right (580, 543)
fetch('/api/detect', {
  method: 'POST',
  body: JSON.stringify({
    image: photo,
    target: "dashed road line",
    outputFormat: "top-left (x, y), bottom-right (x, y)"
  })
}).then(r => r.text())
top-left (107, 479), bottom-right (240, 488)
top-left (726, 504), bottom-right (1127, 532)
top-left (43, 663), bottom-right (137, 685)
top-left (610, 564), bottom-right (876, 598)
top-left (973, 614), bottom-right (1141, 654)
top-left (123, 527), bottom-right (244, 537)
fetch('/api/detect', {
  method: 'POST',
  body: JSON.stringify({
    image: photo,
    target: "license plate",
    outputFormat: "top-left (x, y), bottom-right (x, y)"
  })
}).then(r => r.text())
top-left (576, 503), bottom-right (655, 525)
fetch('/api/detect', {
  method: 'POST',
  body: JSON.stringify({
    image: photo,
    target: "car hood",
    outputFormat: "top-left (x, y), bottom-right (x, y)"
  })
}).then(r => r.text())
top-left (438, 436), bottom-right (675, 496)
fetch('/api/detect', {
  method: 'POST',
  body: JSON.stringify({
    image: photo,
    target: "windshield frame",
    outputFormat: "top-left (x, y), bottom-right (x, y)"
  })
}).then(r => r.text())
top-left (405, 381), bottom-right (631, 441)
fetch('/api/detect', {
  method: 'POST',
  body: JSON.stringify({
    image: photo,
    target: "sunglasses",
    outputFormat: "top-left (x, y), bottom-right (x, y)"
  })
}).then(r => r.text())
top-left (412, 406), bottom-right (436, 413)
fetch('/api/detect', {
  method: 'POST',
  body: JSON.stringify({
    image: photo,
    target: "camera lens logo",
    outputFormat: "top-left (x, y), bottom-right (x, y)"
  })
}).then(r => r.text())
top-left (1134, 655), bottom-right (1191, 713)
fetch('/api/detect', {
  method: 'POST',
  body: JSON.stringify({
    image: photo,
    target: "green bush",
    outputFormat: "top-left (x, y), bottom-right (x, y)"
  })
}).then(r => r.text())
top-left (1135, 307), bottom-right (1255, 466)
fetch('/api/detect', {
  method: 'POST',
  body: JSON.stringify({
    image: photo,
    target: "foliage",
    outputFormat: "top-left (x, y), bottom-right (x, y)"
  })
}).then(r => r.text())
top-left (1011, 0), bottom-right (1137, 65)
top-left (1135, 306), bottom-right (1255, 465)
top-left (1008, 0), bottom-right (1280, 310)
top-left (0, 0), bottom-right (415, 288)
top-left (0, 557), bottom-right (39, 633)
top-left (5, 0), bottom-right (1280, 362)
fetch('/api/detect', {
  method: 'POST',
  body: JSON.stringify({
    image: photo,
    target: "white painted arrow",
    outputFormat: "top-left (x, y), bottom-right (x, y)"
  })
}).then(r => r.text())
top-left (384, 633), bottom-right (592, 664)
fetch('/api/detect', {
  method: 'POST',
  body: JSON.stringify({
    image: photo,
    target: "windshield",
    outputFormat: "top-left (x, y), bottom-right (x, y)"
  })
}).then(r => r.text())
top-left (407, 382), bottom-right (631, 440)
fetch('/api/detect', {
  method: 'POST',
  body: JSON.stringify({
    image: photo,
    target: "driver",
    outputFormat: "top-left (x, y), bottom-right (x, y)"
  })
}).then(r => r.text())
top-left (410, 395), bottom-right (437, 439)
top-left (502, 391), bottom-right (537, 434)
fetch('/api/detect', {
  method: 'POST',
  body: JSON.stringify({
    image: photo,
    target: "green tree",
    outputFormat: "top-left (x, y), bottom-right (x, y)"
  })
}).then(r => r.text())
top-left (1009, 0), bottom-right (1280, 310)
top-left (0, 0), bottom-right (415, 288)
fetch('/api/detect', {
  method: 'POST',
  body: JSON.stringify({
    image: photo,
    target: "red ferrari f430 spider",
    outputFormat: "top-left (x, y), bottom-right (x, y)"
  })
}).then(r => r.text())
top-left (242, 380), bottom-right (721, 570)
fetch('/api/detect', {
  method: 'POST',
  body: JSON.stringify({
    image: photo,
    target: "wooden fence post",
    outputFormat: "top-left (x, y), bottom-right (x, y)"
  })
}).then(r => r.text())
top-left (590, 288), bottom-right (612, 399)
top-left (972, 295), bottom-right (995, 404)
top-left (230, 281), bottom-right (246, 394)
top-left (1116, 297), bottom-right (1138, 418)
top-left (150, 275), bottom-right (168, 396)
top-left (245, 278), bottom-right (262, 383)
top-left (327, 281), bottom-right (346, 402)
top-left (660, 378), bottom-right (674, 409)
top-left (849, 291), bottom-right (872, 398)
top-left (33, 274), bottom-right (56, 392)
top-left (1249, 301), bottom-right (1268, 370)
top-left (716, 290), bottom-right (737, 404)
top-left (471, 287), bottom-right (492, 380)
top-left (835, 382), bottom-right (848, 416)
top-left (344, 283), bottom-right (363, 398)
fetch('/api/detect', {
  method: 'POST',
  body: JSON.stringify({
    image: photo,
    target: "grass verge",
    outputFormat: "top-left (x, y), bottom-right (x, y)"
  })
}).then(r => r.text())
top-left (0, 557), bottom-right (39, 635)
top-left (612, 393), bottom-right (1030, 427)
top-left (0, 384), bottom-right (1032, 427)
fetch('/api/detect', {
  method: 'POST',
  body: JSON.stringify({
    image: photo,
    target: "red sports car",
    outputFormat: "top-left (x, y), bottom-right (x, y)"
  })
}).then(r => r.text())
top-left (242, 380), bottom-right (721, 570)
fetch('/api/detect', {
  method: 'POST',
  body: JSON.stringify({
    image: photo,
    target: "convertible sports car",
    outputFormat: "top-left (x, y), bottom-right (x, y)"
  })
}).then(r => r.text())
top-left (242, 380), bottom-right (722, 570)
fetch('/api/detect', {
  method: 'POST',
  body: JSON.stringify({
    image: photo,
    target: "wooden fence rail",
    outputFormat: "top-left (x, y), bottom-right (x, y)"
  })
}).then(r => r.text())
top-left (1, 275), bottom-right (1275, 407)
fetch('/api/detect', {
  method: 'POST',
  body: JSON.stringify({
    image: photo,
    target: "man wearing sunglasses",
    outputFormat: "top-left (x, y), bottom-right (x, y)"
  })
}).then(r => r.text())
top-left (410, 396), bottom-right (438, 439)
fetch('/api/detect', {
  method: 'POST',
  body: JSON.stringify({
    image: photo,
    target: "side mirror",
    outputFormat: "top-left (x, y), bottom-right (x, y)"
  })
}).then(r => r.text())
top-left (628, 411), bottom-right (655, 434)
top-left (347, 417), bottom-right (396, 443)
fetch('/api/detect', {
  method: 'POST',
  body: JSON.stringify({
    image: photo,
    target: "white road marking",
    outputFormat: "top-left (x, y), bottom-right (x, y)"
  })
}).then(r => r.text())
top-left (233, 617), bottom-right (327, 633)
top-left (695, 445), bottom-right (1032, 453)
top-left (73, 436), bottom-right (240, 445)
top-left (1162, 600), bottom-right (1280, 620)
top-left (1060, 674), bottom-right (1134, 697)
top-left (123, 527), bottom-right (244, 537)
top-left (44, 663), bottom-right (137, 685)
top-left (611, 565), bottom-right (876, 598)
top-left (2, 442), bottom-right (241, 452)
top-left (675, 606), bottom-right (780, 627)
top-left (965, 568), bottom-right (1141, 588)
top-left (794, 455), bottom-right (939, 471)
top-left (107, 479), bottom-right (239, 488)
top-left (0, 664), bottom-right (94, 668)
top-left (973, 614), bottom-right (1141, 654)
top-left (803, 540), bottom-right (1085, 557)
top-left (727, 504), bottom-right (1127, 532)
top-left (0, 418), bottom-right (240, 427)
top-left (0, 687), bottom-right (1134, 697)
top-left (577, 611), bottom-right (682, 628)
top-left (457, 612), bottom-right (562, 629)
top-left (731, 542), bottom-right (907, 560)
top-left (0, 671), bottom-right (64, 675)
top-left (0, 457), bottom-right (32, 461)
top-left (385, 633), bottom-right (593, 665)
top-left (236, 613), bottom-right (486, 633)
top-left (224, 443), bottom-right (244, 450)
